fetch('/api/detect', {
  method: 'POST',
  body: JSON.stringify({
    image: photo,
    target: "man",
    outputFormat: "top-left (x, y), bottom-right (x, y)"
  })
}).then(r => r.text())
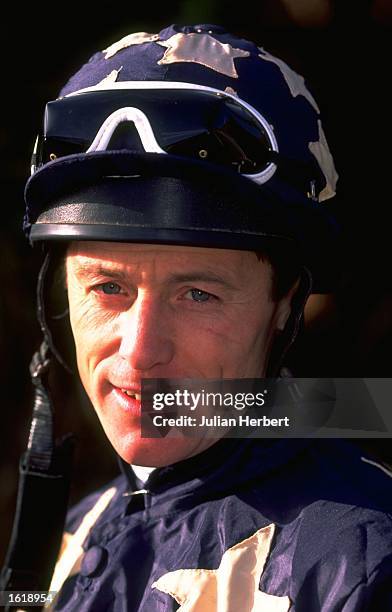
top-left (9, 23), bottom-right (392, 611)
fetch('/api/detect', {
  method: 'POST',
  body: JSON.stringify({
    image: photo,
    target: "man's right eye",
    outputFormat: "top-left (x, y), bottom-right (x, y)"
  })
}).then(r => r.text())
top-left (96, 282), bottom-right (122, 295)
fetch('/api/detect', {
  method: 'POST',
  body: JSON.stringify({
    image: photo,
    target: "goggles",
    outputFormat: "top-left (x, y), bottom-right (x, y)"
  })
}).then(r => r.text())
top-left (31, 81), bottom-right (281, 185)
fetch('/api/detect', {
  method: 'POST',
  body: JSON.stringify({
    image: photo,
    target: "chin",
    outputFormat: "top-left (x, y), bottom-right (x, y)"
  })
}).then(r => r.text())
top-left (112, 434), bottom-right (216, 468)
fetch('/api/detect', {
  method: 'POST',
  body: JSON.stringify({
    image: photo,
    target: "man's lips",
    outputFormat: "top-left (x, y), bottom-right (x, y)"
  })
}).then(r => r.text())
top-left (109, 384), bottom-right (142, 414)
top-left (119, 388), bottom-right (142, 401)
top-left (109, 379), bottom-right (142, 396)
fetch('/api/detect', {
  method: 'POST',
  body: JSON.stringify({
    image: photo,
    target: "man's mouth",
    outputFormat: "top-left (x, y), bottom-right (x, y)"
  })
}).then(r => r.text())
top-left (109, 385), bottom-right (143, 414)
top-left (121, 389), bottom-right (142, 401)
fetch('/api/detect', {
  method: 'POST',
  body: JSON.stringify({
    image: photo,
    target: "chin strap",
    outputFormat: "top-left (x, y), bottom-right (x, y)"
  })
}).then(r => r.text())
top-left (267, 266), bottom-right (313, 377)
top-left (0, 341), bottom-right (75, 610)
top-left (36, 250), bottom-right (72, 373)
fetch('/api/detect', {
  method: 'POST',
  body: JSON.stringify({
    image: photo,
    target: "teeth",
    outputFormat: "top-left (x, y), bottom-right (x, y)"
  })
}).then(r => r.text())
top-left (121, 389), bottom-right (141, 400)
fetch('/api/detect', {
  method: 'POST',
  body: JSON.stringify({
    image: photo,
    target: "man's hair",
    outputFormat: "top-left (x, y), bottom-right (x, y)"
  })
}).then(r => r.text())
top-left (256, 245), bottom-right (302, 301)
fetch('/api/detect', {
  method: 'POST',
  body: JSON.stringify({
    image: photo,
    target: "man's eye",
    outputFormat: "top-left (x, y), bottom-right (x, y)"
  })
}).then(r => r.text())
top-left (186, 289), bottom-right (214, 303)
top-left (96, 282), bottom-right (123, 295)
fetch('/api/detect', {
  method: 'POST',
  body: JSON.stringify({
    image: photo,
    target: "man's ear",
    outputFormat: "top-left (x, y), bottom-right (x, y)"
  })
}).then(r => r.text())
top-left (275, 277), bottom-right (301, 331)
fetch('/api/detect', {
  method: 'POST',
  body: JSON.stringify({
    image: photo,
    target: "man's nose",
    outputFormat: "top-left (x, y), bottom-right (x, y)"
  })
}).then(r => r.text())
top-left (118, 292), bottom-right (175, 371)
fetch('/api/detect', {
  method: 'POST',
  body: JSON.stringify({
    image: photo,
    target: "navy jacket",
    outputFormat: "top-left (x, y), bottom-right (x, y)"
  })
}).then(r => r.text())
top-left (50, 438), bottom-right (392, 611)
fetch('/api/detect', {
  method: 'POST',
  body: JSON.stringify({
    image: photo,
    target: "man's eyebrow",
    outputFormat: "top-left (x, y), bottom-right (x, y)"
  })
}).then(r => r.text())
top-left (71, 262), bottom-right (128, 281)
top-left (71, 263), bottom-right (239, 290)
top-left (168, 273), bottom-right (238, 290)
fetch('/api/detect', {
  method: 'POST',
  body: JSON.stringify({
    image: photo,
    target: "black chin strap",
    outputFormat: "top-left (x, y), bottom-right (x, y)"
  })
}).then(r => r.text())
top-left (37, 250), bottom-right (72, 373)
top-left (267, 266), bottom-right (313, 377)
top-left (0, 254), bottom-right (75, 609)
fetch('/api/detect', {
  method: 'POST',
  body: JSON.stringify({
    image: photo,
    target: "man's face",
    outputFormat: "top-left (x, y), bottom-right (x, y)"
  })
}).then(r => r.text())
top-left (66, 242), bottom-right (294, 466)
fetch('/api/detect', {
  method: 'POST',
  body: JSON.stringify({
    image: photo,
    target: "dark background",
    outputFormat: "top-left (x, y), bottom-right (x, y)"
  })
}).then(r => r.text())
top-left (1, 0), bottom-right (392, 564)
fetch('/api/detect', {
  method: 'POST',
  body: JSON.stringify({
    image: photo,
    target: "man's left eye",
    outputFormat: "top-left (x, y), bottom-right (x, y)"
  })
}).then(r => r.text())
top-left (96, 282), bottom-right (123, 295)
top-left (186, 289), bottom-right (215, 303)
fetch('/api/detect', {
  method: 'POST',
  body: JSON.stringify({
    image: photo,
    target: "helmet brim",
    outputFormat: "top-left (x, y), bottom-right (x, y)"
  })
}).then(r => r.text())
top-left (24, 150), bottom-right (340, 292)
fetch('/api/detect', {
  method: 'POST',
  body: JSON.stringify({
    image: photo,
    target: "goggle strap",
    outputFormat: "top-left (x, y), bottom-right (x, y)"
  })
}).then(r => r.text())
top-left (87, 107), bottom-right (166, 155)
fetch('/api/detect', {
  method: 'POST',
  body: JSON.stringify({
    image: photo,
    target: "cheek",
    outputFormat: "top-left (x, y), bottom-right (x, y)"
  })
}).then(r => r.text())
top-left (68, 294), bottom-right (117, 381)
top-left (205, 305), bottom-right (278, 376)
top-left (174, 308), bottom-right (273, 376)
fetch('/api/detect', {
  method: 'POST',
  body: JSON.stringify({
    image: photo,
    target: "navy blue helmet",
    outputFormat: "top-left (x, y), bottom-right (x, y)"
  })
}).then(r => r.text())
top-left (24, 23), bottom-right (339, 292)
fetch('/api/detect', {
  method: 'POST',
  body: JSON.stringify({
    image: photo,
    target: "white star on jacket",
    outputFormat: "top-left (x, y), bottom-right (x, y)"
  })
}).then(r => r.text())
top-left (152, 524), bottom-right (291, 611)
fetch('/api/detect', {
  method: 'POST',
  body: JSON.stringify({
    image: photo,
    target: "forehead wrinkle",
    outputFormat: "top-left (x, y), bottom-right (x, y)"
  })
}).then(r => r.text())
top-left (67, 254), bottom-right (166, 291)
top-left (67, 258), bottom-right (134, 284)
top-left (66, 246), bottom-right (266, 291)
top-left (70, 261), bottom-right (237, 291)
